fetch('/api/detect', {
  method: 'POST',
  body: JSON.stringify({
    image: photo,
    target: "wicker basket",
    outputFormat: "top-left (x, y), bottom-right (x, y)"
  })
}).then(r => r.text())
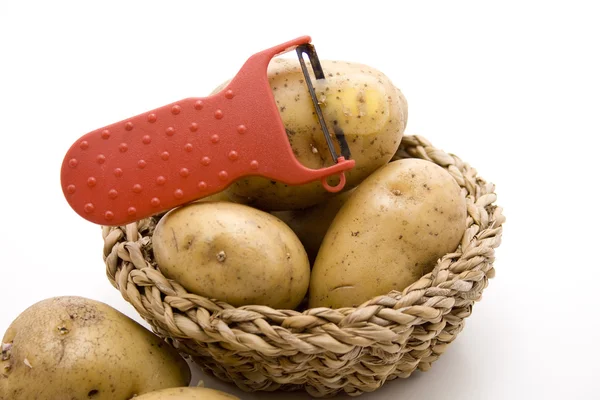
top-left (102, 135), bottom-right (505, 398)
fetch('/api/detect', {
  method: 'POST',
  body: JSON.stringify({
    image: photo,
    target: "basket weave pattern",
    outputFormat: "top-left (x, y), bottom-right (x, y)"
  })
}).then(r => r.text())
top-left (103, 135), bottom-right (505, 397)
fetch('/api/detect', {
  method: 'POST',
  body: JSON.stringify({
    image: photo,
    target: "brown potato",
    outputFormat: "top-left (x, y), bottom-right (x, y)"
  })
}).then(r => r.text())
top-left (152, 202), bottom-right (310, 309)
top-left (0, 296), bottom-right (190, 400)
top-left (309, 159), bottom-right (467, 308)
top-left (213, 58), bottom-right (408, 210)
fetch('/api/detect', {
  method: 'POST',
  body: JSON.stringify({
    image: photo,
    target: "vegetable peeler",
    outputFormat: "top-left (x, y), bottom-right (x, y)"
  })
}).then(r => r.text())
top-left (60, 35), bottom-right (355, 227)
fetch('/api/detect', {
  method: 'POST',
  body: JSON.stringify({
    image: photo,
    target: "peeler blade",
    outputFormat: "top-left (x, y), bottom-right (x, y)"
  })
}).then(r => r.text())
top-left (296, 44), bottom-right (352, 165)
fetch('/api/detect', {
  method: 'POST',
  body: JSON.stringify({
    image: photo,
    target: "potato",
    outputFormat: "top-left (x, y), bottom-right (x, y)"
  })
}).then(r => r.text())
top-left (0, 296), bottom-right (190, 400)
top-left (214, 58), bottom-right (408, 210)
top-left (134, 387), bottom-right (239, 399)
top-left (272, 188), bottom-right (355, 264)
top-left (309, 159), bottom-right (467, 309)
top-left (152, 202), bottom-right (310, 309)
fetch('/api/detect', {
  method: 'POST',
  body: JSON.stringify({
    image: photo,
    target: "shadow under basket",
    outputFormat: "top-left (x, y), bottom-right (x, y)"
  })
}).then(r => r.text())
top-left (102, 135), bottom-right (505, 398)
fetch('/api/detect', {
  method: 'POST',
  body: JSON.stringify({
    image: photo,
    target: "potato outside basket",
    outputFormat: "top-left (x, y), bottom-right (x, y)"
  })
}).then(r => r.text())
top-left (102, 135), bottom-right (505, 398)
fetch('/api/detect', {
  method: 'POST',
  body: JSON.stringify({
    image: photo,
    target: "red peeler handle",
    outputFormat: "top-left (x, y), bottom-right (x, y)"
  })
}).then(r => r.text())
top-left (60, 36), bottom-right (355, 226)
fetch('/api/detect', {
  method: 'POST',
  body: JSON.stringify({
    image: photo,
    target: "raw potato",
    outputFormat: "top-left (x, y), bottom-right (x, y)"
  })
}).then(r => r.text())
top-left (272, 189), bottom-right (355, 264)
top-left (134, 387), bottom-right (239, 399)
top-left (0, 296), bottom-right (191, 400)
top-left (214, 58), bottom-right (408, 210)
top-left (309, 159), bottom-right (467, 309)
top-left (152, 202), bottom-right (310, 309)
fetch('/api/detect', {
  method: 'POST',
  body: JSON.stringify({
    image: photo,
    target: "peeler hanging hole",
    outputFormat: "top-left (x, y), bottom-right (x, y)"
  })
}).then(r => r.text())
top-left (321, 172), bottom-right (346, 193)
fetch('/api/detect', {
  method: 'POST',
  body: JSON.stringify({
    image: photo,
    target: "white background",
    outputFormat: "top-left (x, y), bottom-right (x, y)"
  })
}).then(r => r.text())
top-left (1, 1), bottom-right (599, 399)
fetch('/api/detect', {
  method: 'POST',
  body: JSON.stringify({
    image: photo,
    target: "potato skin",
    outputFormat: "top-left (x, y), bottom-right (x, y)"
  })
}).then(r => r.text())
top-left (215, 58), bottom-right (408, 210)
top-left (309, 159), bottom-right (467, 309)
top-left (152, 202), bottom-right (310, 309)
top-left (134, 387), bottom-right (240, 399)
top-left (272, 189), bottom-right (355, 264)
top-left (0, 296), bottom-right (190, 400)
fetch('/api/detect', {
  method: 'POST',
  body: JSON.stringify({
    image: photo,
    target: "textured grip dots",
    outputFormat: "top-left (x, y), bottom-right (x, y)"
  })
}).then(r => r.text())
top-left (63, 87), bottom-right (281, 226)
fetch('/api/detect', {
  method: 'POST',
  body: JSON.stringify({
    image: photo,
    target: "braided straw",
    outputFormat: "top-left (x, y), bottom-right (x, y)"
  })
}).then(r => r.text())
top-left (103, 135), bottom-right (505, 397)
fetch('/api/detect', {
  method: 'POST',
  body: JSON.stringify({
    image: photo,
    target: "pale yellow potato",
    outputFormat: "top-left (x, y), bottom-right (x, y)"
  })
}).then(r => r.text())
top-left (272, 188), bottom-right (355, 264)
top-left (133, 387), bottom-right (239, 399)
top-left (213, 58), bottom-right (408, 210)
top-left (152, 202), bottom-right (310, 309)
top-left (0, 296), bottom-right (190, 400)
top-left (309, 159), bottom-right (467, 309)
